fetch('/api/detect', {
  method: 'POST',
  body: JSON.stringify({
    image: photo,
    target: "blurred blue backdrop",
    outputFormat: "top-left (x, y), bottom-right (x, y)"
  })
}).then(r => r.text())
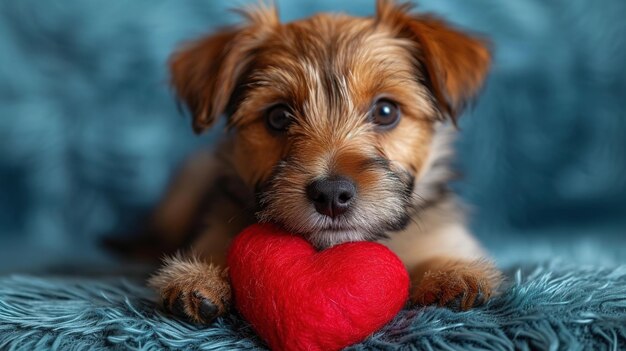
top-left (1, 0), bottom-right (625, 274)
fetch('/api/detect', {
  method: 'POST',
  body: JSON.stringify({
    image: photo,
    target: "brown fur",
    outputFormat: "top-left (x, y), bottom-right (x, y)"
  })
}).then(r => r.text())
top-left (146, 0), bottom-right (500, 324)
top-left (411, 258), bottom-right (502, 310)
top-left (148, 255), bottom-right (231, 323)
top-left (377, 0), bottom-right (491, 121)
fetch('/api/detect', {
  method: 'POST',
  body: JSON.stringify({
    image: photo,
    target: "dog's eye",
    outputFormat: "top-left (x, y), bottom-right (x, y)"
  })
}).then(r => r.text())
top-left (266, 105), bottom-right (293, 132)
top-left (370, 99), bottom-right (400, 129)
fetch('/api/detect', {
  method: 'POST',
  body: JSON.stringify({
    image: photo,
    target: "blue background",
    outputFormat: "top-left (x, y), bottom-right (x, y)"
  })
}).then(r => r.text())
top-left (1, 0), bottom-right (625, 274)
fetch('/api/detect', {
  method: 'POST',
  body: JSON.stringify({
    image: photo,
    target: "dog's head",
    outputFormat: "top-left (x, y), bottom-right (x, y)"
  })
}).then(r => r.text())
top-left (170, 0), bottom-right (490, 248)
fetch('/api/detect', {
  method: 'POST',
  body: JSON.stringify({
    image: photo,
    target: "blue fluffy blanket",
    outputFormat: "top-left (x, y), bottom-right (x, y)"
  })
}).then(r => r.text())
top-left (1, 0), bottom-right (625, 349)
top-left (1, 264), bottom-right (625, 350)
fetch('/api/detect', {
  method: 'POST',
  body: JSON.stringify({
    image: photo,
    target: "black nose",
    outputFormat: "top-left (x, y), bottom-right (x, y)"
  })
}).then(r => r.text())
top-left (306, 176), bottom-right (356, 218)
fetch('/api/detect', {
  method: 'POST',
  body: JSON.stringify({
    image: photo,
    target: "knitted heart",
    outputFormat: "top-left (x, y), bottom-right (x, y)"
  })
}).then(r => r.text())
top-left (228, 224), bottom-right (409, 351)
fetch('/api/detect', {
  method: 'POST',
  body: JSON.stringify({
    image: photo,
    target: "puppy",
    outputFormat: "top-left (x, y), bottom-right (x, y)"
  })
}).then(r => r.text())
top-left (147, 0), bottom-right (502, 324)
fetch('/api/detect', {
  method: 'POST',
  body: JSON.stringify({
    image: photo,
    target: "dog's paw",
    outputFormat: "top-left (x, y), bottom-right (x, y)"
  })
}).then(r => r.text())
top-left (149, 256), bottom-right (231, 324)
top-left (411, 260), bottom-right (501, 311)
top-left (161, 281), bottom-right (229, 324)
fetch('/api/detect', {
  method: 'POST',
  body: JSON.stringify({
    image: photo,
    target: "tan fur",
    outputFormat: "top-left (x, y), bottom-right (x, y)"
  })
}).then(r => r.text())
top-left (411, 257), bottom-right (502, 310)
top-left (149, 150), bottom-right (224, 246)
top-left (381, 198), bottom-right (503, 309)
top-left (146, 0), bottom-right (500, 324)
top-left (377, 0), bottom-right (491, 121)
top-left (148, 255), bottom-right (231, 323)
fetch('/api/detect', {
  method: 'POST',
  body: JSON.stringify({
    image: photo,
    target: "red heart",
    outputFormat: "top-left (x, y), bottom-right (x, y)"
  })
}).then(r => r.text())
top-left (228, 224), bottom-right (409, 351)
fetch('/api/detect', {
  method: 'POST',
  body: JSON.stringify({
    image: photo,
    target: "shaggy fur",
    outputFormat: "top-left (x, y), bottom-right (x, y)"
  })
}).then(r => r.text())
top-left (149, 0), bottom-right (501, 325)
top-left (1, 264), bottom-right (625, 350)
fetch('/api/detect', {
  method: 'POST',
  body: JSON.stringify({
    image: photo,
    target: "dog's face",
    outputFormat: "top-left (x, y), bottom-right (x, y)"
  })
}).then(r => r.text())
top-left (170, 1), bottom-right (490, 248)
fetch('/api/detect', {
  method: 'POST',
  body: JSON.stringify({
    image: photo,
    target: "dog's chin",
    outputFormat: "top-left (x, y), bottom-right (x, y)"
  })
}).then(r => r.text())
top-left (257, 192), bottom-right (413, 249)
top-left (259, 208), bottom-right (411, 250)
top-left (304, 228), bottom-right (373, 250)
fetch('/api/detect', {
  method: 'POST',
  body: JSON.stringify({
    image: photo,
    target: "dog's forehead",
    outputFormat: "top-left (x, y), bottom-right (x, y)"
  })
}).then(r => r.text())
top-left (279, 15), bottom-right (413, 78)
top-left (251, 15), bottom-right (418, 113)
top-left (229, 14), bottom-right (432, 132)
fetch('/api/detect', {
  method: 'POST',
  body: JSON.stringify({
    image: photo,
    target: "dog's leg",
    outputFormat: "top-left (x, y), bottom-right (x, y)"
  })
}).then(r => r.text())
top-left (148, 149), bottom-right (255, 324)
top-left (148, 189), bottom-right (253, 323)
top-left (410, 257), bottom-right (502, 310)
top-left (384, 201), bottom-right (502, 310)
top-left (148, 149), bottom-right (220, 249)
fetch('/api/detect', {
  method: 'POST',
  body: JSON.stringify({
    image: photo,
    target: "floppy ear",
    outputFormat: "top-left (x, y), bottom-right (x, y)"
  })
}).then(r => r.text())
top-left (377, 0), bottom-right (491, 121)
top-left (170, 27), bottom-right (253, 133)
